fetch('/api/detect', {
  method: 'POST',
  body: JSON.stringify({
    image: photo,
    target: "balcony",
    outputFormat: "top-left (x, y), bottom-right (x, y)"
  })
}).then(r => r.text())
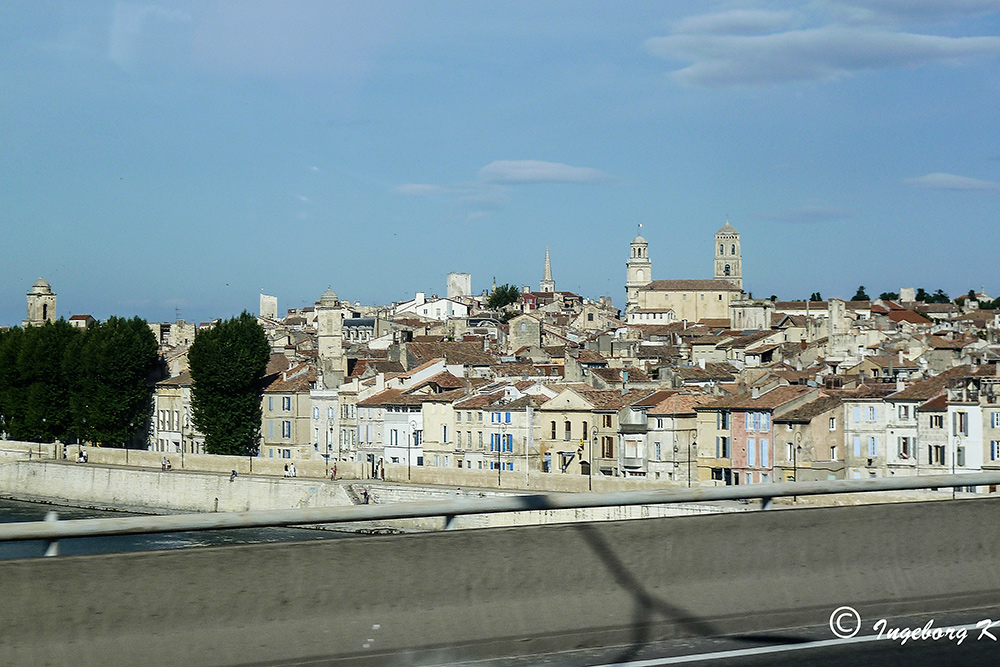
top-left (623, 457), bottom-right (644, 469)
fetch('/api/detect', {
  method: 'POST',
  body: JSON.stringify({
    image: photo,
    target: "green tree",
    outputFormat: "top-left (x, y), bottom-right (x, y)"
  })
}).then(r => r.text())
top-left (929, 289), bottom-right (950, 304)
top-left (915, 288), bottom-right (929, 302)
top-left (189, 312), bottom-right (270, 456)
top-left (10, 321), bottom-right (81, 442)
top-left (879, 291), bottom-right (899, 301)
top-left (71, 317), bottom-right (159, 447)
top-left (487, 283), bottom-right (521, 310)
top-left (809, 292), bottom-right (822, 302)
top-left (852, 286), bottom-right (870, 301)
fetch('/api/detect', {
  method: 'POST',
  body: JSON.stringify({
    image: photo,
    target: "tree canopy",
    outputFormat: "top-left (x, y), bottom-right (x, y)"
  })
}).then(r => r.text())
top-left (487, 283), bottom-right (521, 310)
top-left (188, 312), bottom-right (270, 456)
top-left (852, 286), bottom-right (870, 301)
top-left (0, 317), bottom-right (158, 445)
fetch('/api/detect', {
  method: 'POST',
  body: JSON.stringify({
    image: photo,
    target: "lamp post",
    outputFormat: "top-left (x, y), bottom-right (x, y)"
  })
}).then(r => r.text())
top-left (498, 423), bottom-right (506, 487)
top-left (591, 433), bottom-right (597, 491)
top-left (409, 420), bottom-right (416, 481)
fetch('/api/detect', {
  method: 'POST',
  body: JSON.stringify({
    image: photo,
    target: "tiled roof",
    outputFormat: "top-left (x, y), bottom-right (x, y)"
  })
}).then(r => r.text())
top-left (642, 279), bottom-right (742, 292)
top-left (575, 388), bottom-right (651, 411)
top-left (647, 392), bottom-right (712, 416)
top-left (774, 395), bottom-right (844, 422)
top-left (264, 364), bottom-right (317, 393)
top-left (699, 385), bottom-right (814, 411)
top-left (405, 341), bottom-right (498, 366)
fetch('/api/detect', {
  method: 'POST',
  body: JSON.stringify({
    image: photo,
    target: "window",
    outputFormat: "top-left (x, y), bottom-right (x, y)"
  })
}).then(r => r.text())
top-left (853, 436), bottom-right (861, 458)
top-left (478, 431), bottom-right (483, 447)
top-left (456, 431), bottom-right (462, 446)
top-left (829, 417), bottom-right (836, 431)
top-left (899, 405), bottom-right (909, 420)
top-left (898, 436), bottom-right (911, 459)
top-left (313, 407), bottom-right (319, 419)
top-left (282, 396), bottom-right (291, 411)
top-left (281, 421), bottom-right (291, 438)
top-left (716, 436), bottom-right (730, 458)
top-left (442, 425), bottom-right (449, 443)
top-left (830, 446), bottom-right (837, 460)
top-left (564, 421), bottom-right (572, 441)
top-left (505, 412), bottom-right (511, 423)
top-left (786, 442), bottom-right (794, 462)
top-left (991, 441), bottom-right (1000, 461)
top-left (719, 243), bottom-right (724, 255)
top-left (954, 411), bottom-right (969, 436)
top-left (456, 412), bottom-right (462, 422)
top-left (582, 421), bottom-right (588, 440)
top-left (930, 445), bottom-right (945, 465)
top-left (931, 414), bottom-right (944, 429)
top-left (467, 412), bottom-right (473, 422)
top-left (957, 446), bottom-right (966, 467)
top-left (601, 437), bottom-right (614, 458)
top-left (603, 415), bottom-right (612, 428)
top-left (550, 421), bottom-right (557, 439)
top-left (654, 442), bottom-right (661, 460)
top-left (328, 407), bottom-right (335, 419)
top-left (748, 439), bottom-right (756, 468)
top-left (718, 411), bottom-right (730, 429)
top-left (867, 406), bottom-right (876, 422)
top-left (867, 436), bottom-right (877, 457)
top-left (268, 397), bottom-right (274, 411)
top-left (991, 412), bottom-right (1000, 429)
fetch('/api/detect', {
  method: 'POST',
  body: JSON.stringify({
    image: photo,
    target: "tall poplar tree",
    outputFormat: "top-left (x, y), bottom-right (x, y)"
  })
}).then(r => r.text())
top-left (188, 312), bottom-right (270, 456)
top-left (71, 316), bottom-right (159, 447)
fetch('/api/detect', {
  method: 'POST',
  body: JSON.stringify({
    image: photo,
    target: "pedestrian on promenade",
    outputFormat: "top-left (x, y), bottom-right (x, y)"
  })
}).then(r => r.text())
top-left (162, 456), bottom-right (167, 471)
top-left (332, 462), bottom-right (337, 480)
top-left (289, 462), bottom-right (296, 478)
top-left (283, 464), bottom-right (289, 477)
top-left (230, 470), bottom-right (237, 482)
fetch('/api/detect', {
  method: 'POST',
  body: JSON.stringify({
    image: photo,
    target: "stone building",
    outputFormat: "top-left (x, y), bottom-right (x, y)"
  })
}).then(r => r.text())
top-left (25, 277), bottom-right (56, 326)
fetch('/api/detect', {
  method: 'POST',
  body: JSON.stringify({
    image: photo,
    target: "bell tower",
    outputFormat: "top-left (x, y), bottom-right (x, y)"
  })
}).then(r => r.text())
top-left (714, 221), bottom-right (742, 290)
top-left (26, 278), bottom-right (57, 326)
top-left (626, 228), bottom-right (651, 312)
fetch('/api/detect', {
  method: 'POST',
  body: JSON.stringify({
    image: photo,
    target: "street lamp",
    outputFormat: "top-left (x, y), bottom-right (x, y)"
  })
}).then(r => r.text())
top-left (409, 420), bottom-right (416, 481)
top-left (590, 433), bottom-right (597, 491)
top-left (688, 441), bottom-right (696, 488)
top-left (498, 423), bottom-right (506, 487)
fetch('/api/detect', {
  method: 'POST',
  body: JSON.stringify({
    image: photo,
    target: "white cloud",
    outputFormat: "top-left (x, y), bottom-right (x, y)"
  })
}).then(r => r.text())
top-left (646, 26), bottom-right (1000, 86)
top-left (904, 172), bottom-right (1000, 190)
top-left (833, 0), bottom-right (1000, 24)
top-left (478, 160), bottom-right (613, 184)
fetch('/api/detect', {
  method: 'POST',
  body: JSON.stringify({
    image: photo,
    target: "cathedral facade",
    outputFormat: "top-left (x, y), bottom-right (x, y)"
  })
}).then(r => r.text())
top-left (626, 223), bottom-right (745, 324)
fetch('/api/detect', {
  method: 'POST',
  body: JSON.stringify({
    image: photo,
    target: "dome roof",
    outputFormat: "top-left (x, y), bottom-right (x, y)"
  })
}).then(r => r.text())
top-left (319, 288), bottom-right (339, 306)
top-left (30, 277), bottom-right (52, 294)
top-left (631, 235), bottom-right (647, 245)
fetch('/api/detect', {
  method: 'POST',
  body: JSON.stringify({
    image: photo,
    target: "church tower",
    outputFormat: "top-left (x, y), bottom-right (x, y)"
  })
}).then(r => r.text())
top-left (625, 229), bottom-right (651, 312)
top-left (714, 221), bottom-right (742, 290)
top-left (540, 246), bottom-right (555, 293)
top-left (25, 277), bottom-right (57, 326)
top-left (316, 288), bottom-right (346, 388)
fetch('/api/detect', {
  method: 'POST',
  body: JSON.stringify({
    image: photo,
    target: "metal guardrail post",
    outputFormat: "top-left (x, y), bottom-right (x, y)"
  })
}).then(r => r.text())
top-left (43, 511), bottom-right (59, 557)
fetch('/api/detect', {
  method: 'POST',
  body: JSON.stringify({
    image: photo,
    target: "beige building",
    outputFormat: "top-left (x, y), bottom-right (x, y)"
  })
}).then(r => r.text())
top-left (261, 362), bottom-right (318, 460)
top-left (24, 277), bottom-right (56, 326)
top-left (626, 223), bottom-right (745, 323)
top-left (151, 372), bottom-right (204, 455)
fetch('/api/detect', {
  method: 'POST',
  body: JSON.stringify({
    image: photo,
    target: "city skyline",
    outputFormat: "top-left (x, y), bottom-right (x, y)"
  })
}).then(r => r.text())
top-left (3, 1), bottom-right (999, 327)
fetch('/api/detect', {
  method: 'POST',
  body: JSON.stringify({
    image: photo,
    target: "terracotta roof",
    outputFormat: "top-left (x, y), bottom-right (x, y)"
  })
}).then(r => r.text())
top-left (263, 364), bottom-right (317, 393)
top-left (919, 394), bottom-right (949, 411)
top-left (156, 371), bottom-right (193, 387)
top-left (405, 341), bottom-right (497, 366)
top-left (889, 310), bottom-right (932, 324)
top-left (774, 395), bottom-right (844, 422)
top-left (647, 392), bottom-right (712, 416)
top-left (574, 388), bottom-right (651, 411)
top-left (699, 385), bottom-right (815, 411)
top-left (642, 279), bottom-right (742, 292)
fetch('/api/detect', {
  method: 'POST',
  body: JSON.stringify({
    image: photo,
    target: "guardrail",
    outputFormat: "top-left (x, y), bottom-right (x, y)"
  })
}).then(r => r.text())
top-left (4, 472), bottom-right (1000, 556)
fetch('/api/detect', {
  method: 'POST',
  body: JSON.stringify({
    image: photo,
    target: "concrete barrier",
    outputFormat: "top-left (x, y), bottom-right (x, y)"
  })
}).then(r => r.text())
top-left (2, 496), bottom-right (1000, 666)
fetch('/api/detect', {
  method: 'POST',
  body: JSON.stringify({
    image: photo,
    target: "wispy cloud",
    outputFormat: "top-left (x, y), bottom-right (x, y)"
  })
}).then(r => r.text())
top-left (672, 9), bottom-right (797, 36)
top-left (764, 205), bottom-right (854, 224)
top-left (904, 172), bottom-right (1000, 190)
top-left (646, 4), bottom-right (1000, 87)
top-left (396, 160), bottom-right (612, 219)
top-left (478, 160), bottom-right (613, 184)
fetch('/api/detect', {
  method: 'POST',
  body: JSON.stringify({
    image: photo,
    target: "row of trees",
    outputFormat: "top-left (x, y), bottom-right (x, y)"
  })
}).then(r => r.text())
top-left (0, 311), bottom-right (273, 457)
top-left (802, 288), bottom-right (987, 305)
top-left (0, 317), bottom-right (159, 445)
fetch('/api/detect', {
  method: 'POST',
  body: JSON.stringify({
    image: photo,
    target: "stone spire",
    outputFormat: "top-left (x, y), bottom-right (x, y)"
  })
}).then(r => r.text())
top-left (540, 246), bottom-right (555, 293)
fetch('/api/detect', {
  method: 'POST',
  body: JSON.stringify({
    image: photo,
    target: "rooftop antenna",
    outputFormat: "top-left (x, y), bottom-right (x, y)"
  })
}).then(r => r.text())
top-left (174, 307), bottom-right (181, 322)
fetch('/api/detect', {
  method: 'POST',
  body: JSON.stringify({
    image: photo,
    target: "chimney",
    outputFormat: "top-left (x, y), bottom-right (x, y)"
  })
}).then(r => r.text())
top-left (376, 372), bottom-right (385, 393)
top-left (699, 358), bottom-right (706, 370)
top-left (751, 386), bottom-right (760, 399)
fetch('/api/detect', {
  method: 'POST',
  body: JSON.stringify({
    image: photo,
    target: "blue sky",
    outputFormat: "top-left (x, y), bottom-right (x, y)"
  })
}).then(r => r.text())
top-left (2, 1), bottom-right (999, 326)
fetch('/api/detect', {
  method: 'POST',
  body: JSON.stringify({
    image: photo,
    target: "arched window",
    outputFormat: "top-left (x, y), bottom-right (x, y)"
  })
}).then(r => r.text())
top-left (724, 264), bottom-right (731, 276)
top-left (719, 243), bottom-right (724, 255)
top-left (636, 269), bottom-right (644, 282)
top-left (731, 244), bottom-right (736, 255)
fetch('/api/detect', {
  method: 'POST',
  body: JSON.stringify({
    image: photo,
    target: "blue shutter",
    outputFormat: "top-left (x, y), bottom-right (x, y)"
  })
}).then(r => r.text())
top-left (761, 439), bottom-right (769, 468)
top-left (748, 438), bottom-right (756, 468)
top-left (853, 436), bottom-right (861, 457)
top-left (505, 412), bottom-right (511, 423)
